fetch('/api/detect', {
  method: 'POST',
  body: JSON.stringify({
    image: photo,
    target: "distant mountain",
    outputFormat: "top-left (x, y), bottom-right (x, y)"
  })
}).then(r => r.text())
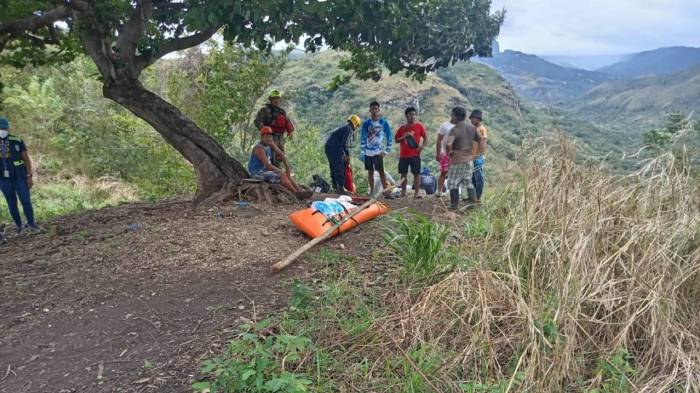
top-left (575, 65), bottom-right (700, 128)
top-left (477, 50), bottom-right (612, 106)
top-left (544, 54), bottom-right (628, 71)
top-left (598, 46), bottom-right (700, 77)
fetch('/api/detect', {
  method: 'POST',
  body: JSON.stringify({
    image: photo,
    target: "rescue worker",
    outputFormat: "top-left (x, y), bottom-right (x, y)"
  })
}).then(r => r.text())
top-left (324, 115), bottom-right (361, 195)
top-left (254, 89), bottom-right (294, 166)
top-left (248, 127), bottom-right (312, 200)
top-left (0, 117), bottom-right (41, 233)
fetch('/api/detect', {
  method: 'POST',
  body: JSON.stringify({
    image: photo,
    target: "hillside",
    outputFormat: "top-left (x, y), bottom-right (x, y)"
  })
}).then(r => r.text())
top-left (598, 46), bottom-right (700, 77)
top-left (275, 51), bottom-right (617, 179)
top-left (576, 65), bottom-right (700, 128)
top-left (477, 50), bottom-right (612, 106)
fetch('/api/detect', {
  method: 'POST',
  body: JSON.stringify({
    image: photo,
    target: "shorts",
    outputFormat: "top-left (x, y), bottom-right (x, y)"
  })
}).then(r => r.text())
top-left (364, 155), bottom-right (384, 171)
top-left (439, 153), bottom-right (451, 173)
top-left (446, 162), bottom-right (474, 190)
top-left (252, 170), bottom-right (281, 184)
top-left (398, 156), bottom-right (421, 175)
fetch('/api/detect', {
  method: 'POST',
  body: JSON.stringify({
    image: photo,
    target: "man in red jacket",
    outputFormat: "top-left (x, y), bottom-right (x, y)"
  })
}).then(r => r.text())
top-left (254, 89), bottom-right (295, 166)
top-left (394, 107), bottom-right (427, 198)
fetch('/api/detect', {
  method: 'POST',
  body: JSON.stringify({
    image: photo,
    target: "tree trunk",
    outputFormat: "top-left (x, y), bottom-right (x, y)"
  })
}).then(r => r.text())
top-left (103, 79), bottom-right (249, 205)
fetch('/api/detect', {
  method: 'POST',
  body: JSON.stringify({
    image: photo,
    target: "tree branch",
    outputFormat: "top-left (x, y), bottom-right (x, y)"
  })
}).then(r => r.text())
top-left (135, 26), bottom-right (219, 70)
top-left (0, 6), bottom-right (69, 36)
top-left (116, 0), bottom-right (154, 61)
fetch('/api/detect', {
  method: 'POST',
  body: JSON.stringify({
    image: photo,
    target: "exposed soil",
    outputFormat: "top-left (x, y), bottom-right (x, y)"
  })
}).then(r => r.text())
top-left (0, 195), bottom-right (451, 392)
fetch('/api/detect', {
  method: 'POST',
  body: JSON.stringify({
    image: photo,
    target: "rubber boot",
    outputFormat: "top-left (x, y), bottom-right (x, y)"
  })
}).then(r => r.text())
top-left (466, 187), bottom-right (477, 209)
top-left (449, 189), bottom-right (460, 210)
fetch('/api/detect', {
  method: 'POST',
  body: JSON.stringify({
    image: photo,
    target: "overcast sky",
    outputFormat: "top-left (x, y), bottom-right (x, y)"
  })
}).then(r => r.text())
top-left (490, 0), bottom-right (700, 56)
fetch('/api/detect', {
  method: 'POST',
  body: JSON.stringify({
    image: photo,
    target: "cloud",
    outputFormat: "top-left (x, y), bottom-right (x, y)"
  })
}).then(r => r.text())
top-left (490, 0), bottom-right (700, 55)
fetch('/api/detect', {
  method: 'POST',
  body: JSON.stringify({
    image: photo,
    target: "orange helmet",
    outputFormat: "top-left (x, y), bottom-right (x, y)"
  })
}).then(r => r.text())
top-left (260, 126), bottom-right (273, 135)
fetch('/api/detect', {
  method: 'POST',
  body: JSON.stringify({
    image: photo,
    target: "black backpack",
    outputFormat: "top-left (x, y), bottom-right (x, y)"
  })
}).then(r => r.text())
top-left (309, 175), bottom-right (332, 193)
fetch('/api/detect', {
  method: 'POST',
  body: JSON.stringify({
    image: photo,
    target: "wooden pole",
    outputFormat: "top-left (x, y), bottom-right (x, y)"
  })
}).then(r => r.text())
top-left (271, 198), bottom-right (377, 272)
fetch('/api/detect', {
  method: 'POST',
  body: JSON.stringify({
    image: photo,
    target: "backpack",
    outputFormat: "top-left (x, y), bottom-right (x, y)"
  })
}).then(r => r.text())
top-left (420, 167), bottom-right (436, 195)
top-left (309, 174), bottom-right (332, 193)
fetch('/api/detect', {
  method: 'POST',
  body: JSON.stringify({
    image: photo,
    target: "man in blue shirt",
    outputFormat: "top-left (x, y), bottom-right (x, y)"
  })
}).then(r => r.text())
top-left (324, 114), bottom-right (361, 195)
top-left (360, 101), bottom-right (393, 197)
top-left (0, 117), bottom-right (40, 234)
top-left (247, 127), bottom-right (312, 200)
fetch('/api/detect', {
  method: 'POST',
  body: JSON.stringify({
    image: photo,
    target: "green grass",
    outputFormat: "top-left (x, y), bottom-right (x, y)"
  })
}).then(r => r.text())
top-left (0, 175), bottom-right (138, 224)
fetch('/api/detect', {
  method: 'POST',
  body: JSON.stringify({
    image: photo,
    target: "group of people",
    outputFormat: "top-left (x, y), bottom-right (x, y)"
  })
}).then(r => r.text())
top-left (249, 90), bottom-right (488, 210)
top-left (0, 91), bottom-right (488, 242)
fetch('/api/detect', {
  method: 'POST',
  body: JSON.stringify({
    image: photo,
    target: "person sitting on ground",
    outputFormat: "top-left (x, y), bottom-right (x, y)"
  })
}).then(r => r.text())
top-left (324, 114), bottom-right (362, 195)
top-left (360, 101), bottom-right (393, 198)
top-left (247, 127), bottom-right (312, 199)
top-left (469, 109), bottom-right (488, 204)
top-left (395, 106), bottom-right (427, 198)
top-left (445, 107), bottom-right (482, 210)
top-left (0, 117), bottom-right (42, 234)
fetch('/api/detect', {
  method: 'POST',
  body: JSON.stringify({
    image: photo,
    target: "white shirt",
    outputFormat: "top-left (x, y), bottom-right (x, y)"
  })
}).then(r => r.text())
top-left (437, 121), bottom-right (454, 152)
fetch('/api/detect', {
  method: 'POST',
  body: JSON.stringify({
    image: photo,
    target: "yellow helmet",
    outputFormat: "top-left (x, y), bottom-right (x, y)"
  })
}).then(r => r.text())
top-left (348, 114), bottom-right (361, 129)
top-left (269, 89), bottom-right (282, 98)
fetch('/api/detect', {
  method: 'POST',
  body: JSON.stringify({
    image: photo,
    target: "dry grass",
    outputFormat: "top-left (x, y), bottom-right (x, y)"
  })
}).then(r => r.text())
top-left (378, 138), bottom-right (700, 392)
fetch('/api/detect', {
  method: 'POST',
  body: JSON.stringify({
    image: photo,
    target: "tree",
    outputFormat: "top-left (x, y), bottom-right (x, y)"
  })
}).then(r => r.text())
top-left (0, 0), bottom-right (504, 204)
top-left (643, 112), bottom-right (691, 148)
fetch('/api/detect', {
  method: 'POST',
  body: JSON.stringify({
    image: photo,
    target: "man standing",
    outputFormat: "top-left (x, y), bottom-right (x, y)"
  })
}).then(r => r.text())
top-left (254, 89), bottom-right (294, 166)
top-left (0, 117), bottom-right (40, 233)
top-left (324, 115), bottom-right (361, 195)
top-left (445, 108), bottom-right (482, 210)
top-left (360, 101), bottom-right (393, 197)
top-left (395, 107), bottom-right (427, 198)
top-left (248, 127), bottom-right (312, 200)
top-left (435, 118), bottom-right (454, 197)
top-left (470, 110), bottom-right (488, 204)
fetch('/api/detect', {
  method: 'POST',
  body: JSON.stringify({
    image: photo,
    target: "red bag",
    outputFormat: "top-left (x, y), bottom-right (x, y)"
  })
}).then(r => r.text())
top-left (344, 164), bottom-right (355, 193)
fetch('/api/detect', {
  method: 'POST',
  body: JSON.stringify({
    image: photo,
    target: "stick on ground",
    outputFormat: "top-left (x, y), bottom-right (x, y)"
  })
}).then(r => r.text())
top-left (271, 198), bottom-right (377, 272)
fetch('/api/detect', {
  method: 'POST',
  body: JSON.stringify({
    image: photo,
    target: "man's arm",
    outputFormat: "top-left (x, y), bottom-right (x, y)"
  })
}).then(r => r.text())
top-left (340, 127), bottom-right (351, 159)
top-left (395, 126), bottom-right (407, 142)
top-left (21, 149), bottom-right (33, 188)
top-left (471, 130), bottom-right (483, 157)
top-left (359, 122), bottom-right (368, 159)
top-left (269, 142), bottom-right (291, 172)
top-left (254, 146), bottom-right (281, 172)
top-left (383, 120), bottom-right (393, 153)
top-left (436, 134), bottom-right (444, 160)
top-left (419, 126), bottom-right (428, 152)
top-left (446, 129), bottom-right (456, 157)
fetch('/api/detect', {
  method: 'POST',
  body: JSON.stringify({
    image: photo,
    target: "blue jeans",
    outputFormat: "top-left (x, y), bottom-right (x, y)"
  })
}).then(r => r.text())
top-left (472, 156), bottom-right (485, 199)
top-left (0, 177), bottom-right (35, 228)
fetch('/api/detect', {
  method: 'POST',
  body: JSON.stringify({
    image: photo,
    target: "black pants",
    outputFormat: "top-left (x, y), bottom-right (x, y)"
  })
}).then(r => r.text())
top-left (325, 146), bottom-right (345, 192)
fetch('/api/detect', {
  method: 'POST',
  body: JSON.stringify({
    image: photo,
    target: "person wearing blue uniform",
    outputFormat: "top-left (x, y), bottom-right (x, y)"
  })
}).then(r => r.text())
top-left (324, 114), bottom-right (361, 195)
top-left (0, 117), bottom-right (40, 234)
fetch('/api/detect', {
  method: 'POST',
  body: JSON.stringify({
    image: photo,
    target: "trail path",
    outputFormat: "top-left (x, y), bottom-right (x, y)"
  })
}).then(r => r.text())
top-left (0, 196), bottom-right (448, 392)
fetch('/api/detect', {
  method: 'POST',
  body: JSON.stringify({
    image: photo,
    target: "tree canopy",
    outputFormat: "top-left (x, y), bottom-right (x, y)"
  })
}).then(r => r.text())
top-left (1, 0), bottom-right (504, 82)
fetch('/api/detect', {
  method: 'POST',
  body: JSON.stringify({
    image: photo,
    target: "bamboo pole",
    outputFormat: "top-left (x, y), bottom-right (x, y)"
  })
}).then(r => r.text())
top-left (271, 198), bottom-right (377, 272)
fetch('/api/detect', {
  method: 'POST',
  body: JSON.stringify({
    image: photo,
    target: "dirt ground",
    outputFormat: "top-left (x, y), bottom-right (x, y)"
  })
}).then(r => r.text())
top-left (0, 195), bottom-right (451, 392)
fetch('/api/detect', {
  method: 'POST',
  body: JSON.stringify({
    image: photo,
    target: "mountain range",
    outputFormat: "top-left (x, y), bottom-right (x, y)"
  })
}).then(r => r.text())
top-left (478, 45), bottom-right (700, 131)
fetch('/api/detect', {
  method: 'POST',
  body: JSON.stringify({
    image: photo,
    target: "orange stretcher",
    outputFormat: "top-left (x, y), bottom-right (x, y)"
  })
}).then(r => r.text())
top-left (289, 201), bottom-right (390, 238)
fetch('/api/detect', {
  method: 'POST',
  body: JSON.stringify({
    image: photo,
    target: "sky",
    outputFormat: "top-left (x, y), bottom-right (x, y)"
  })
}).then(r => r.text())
top-left (490, 0), bottom-right (700, 56)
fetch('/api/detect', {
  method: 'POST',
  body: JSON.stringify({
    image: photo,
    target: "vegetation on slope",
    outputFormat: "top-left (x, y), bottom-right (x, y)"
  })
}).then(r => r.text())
top-left (195, 139), bottom-right (700, 392)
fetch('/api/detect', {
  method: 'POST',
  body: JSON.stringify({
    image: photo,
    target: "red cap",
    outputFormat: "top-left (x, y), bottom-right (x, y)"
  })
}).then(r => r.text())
top-left (260, 126), bottom-right (273, 135)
